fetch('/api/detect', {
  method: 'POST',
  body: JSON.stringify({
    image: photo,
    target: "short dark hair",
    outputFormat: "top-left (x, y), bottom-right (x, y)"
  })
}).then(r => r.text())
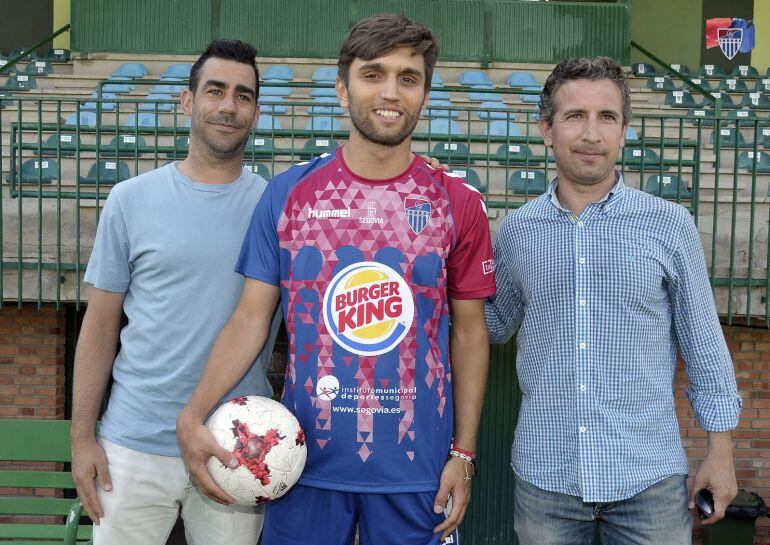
top-left (338, 13), bottom-right (439, 92)
top-left (189, 39), bottom-right (259, 96)
top-left (539, 56), bottom-right (631, 126)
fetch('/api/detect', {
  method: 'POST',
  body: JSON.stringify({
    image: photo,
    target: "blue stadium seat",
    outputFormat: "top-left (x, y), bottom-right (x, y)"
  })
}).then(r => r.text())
top-left (124, 112), bottom-right (160, 128)
top-left (459, 70), bottom-right (492, 86)
top-left (631, 63), bottom-right (655, 77)
top-left (110, 63), bottom-right (148, 79)
top-left (257, 115), bottom-right (282, 131)
top-left (647, 76), bottom-right (677, 91)
top-left (80, 160), bottom-right (131, 185)
top-left (64, 111), bottom-right (97, 127)
top-left (304, 116), bottom-right (340, 132)
top-left (720, 78), bottom-right (750, 93)
top-left (150, 78), bottom-right (186, 95)
top-left (665, 91), bottom-right (698, 108)
top-left (468, 84), bottom-right (502, 102)
top-left (101, 134), bottom-right (149, 157)
top-left (711, 127), bottom-right (749, 148)
top-left (477, 101), bottom-right (515, 121)
top-left (425, 99), bottom-right (457, 119)
top-left (507, 72), bottom-right (540, 88)
top-left (243, 162), bottom-right (272, 180)
top-left (429, 89), bottom-right (450, 100)
top-left (431, 71), bottom-right (443, 86)
top-left (423, 119), bottom-right (464, 137)
top-left (486, 121), bottom-right (521, 137)
top-left (310, 87), bottom-right (337, 98)
top-left (495, 143), bottom-right (539, 166)
top-left (261, 84), bottom-right (292, 97)
top-left (81, 92), bottom-right (117, 111)
top-left (259, 97), bottom-right (288, 115)
top-left (139, 93), bottom-right (175, 112)
top-left (731, 65), bottom-right (760, 79)
top-left (645, 174), bottom-right (691, 198)
top-left (738, 151), bottom-right (770, 173)
top-left (697, 64), bottom-right (726, 78)
top-left (519, 86), bottom-right (541, 104)
top-left (263, 65), bottom-right (293, 81)
top-left (8, 158), bottom-right (58, 184)
top-left (308, 97), bottom-right (344, 115)
top-left (312, 66), bottom-right (338, 82)
top-left (449, 168), bottom-right (485, 192)
top-left (102, 82), bottom-right (134, 94)
top-left (161, 63), bottom-right (192, 79)
top-left (507, 169), bottom-right (547, 195)
top-left (625, 127), bottom-right (639, 141)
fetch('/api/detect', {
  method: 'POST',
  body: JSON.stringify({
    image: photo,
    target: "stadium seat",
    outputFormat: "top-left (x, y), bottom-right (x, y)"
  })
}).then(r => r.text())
top-left (102, 82), bottom-right (134, 94)
top-left (7, 158), bottom-right (58, 184)
top-left (24, 60), bottom-right (53, 76)
top-left (312, 66), bottom-right (338, 82)
top-left (631, 63), bottom-right (656, 77)
top-left (263, 65), bottom-right (293, 81)
top-left (257, 114), bottom-right (282, 131)
top-left (703, 91), bottom-right (736, 109)
top-left (687, 108), bottom-right (715, 127)
top-left (243, 162), bottom-right (272, 180)
top-left (430, 141), bottom-right (471, 164)
top-left (459, 70), bottom-right (492, 87)
top-left (82, 92), bottom-right (118, 111)
top-left (507, 72), bottom-right (540, 88)
top-left (310, 87), bottom-right (337, 98)
top-left (64, 111), bottom-right (98, 127)
top-left (710, 127), bottom-right (748, 148)
top-left (727, 109), bottom-right (756, 127)
top-left (301, 137), bottom-right (339, 159)
top-left (245, 135), bottom-right (275, 158)
top-left (720, 78), bottom-right (750, 93)
top-left (494, 143), bottom-right (539, 166)
top-left (742, 92), bottom-right (770, 109)
top-left (261, 84), bottom-right (292, 97)
top-left (80, 160), bottom-right (131, 184)
top-left (665, 91), bottom-right (698, 108)
top-left (431, 71), bottom-right (443, 86)
top-left (507, 169), bottom-right (547, 195)
top-left (429, 89), bottom-right (450, 100)
top-left (124, 112), bottom-right (160, 128)
top-left (697, 64), bottom-right (726, 78)
top-left (423, 118), bottom-right (464, 137)
top-left (150, 78), bottom-right (186, 95)
top-left (1, 74), bottom-right (36, 91)
top-left (645, 174), bottom-right (691, 198)
top-left (305, 116), bottom-right (340, 132)
top-left (732, 65), bottom-right (760, 79)
top-left (8, 47), bottom-right (35, 61)
top-left (625, 127), bottom-right (639, 141)
top-left (41, 133), bottom-right (80, 157)
top-left (688, 77), bottom-right (713, 92)
top-left (468, 84), bottom-right (502, 102)
top-left (519, 86), bottom-right (541, 104)
top-left (167, 135), bottom-right (190, 158)
top-left (139, 93), bottom-right (175, 112)
top-left (110, 62), bottom-right (148, 79)
top-left (477, 102), bottom-right (515, 121)
top-left (647, 76), bottom-right (677, 91)
top-left (486, 121), bottom-right (521, 137)
top-left (622, 147), bottom-right (661, 169)
top-left (449, 168), bottom-right (485, 192)
top-left (308, 97), bottom-right (344, 115)
top-left (425, 99), bottom-right (458, 119)
top-left (761, 127), bottom-right (770, 148)
top-left (161, 63), bottom-right (192, 79)
top-left (738, 150), bottom-right (770, 173)
top-left (667, 63), bottom-right (691, 76)
top-left (259, 96), bottom-right (288, 114)
top-left (101, 134), bottom-right (149, 157)
top-left (43, 48), bottom-right (70, 63)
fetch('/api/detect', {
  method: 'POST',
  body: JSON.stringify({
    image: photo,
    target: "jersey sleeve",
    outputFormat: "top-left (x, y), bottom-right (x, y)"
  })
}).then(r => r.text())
top-left (83, 188), bottom-right (131, 292)
top-left (235, 182), bottom-right (282, 286)
top-left (446, 182), bottom-right (496, 299)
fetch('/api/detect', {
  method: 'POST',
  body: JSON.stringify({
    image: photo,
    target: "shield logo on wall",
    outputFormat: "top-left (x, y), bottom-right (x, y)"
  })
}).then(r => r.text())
top-left (718, 27), bottom-right (743, 60)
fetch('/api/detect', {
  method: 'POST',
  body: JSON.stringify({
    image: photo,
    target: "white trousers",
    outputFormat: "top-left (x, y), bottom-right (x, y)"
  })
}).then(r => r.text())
top-left (93, 437), bottom-right (262, 545)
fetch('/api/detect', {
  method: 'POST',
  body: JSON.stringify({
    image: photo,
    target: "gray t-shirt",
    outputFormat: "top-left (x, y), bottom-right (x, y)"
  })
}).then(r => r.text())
top-left (85, 162), bottom-right (281, 456)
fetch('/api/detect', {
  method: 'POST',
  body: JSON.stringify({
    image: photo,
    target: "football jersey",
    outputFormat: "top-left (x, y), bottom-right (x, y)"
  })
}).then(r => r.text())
top-left (237, 148), bottom-right (495, 493)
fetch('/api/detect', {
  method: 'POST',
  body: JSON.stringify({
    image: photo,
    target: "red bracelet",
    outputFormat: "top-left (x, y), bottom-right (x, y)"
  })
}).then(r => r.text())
top-left (450, 438), bottom-right (476, 459)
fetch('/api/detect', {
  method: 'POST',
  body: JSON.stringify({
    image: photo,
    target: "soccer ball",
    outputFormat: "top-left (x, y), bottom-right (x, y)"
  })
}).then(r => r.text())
top-left (205, 395), bottom-right (307, 505)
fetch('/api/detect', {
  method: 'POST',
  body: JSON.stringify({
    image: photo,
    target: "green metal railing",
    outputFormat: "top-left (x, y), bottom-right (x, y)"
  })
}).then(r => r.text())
top-left (0, 24), bottom-right (71, 77)
top-left (0, 81), bottom-right (769, 324)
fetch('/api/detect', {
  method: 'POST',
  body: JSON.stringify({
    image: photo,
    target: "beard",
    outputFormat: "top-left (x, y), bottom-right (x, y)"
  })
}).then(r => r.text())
top-left (190, 113), bottom-right (249, 159)
top-left (347, 94), bottom-right (422, 147)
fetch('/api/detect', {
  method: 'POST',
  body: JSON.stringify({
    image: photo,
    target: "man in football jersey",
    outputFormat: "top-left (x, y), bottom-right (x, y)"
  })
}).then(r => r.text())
top-left (177, 13), bottom-right (495, 545)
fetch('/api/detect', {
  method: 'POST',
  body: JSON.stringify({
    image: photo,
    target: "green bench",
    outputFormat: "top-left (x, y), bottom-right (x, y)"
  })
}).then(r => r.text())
top-left (0, 419), bottom-right (92, 545)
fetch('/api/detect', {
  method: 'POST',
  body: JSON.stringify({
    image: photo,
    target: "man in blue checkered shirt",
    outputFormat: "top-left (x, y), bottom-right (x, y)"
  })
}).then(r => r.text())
top-left (485, 57), bottom-right (742, 545)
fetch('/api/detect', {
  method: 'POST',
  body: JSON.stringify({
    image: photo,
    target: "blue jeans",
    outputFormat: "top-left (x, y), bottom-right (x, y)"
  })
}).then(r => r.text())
top-left (513, 474), bottom-right (692, 545)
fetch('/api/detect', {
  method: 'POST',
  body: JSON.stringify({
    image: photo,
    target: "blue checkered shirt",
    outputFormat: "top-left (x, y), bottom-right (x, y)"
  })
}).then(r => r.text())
top-left (485, 175), bottom-right (742, 502)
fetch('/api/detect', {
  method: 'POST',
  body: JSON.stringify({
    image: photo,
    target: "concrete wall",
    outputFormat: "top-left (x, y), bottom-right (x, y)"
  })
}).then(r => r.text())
top-left (752, 0), bottom-right (770, 70)
top-left (630, 0), bottom-right (703, 69)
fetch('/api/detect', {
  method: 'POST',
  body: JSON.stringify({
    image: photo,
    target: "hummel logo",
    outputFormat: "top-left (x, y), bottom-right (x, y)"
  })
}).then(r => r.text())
top-left (308, 207), bottom-right (351, 219)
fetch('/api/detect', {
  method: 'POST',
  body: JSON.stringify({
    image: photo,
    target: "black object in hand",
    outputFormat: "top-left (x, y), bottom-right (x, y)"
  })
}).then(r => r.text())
top-left (695, 489), bottom-right (715, 519)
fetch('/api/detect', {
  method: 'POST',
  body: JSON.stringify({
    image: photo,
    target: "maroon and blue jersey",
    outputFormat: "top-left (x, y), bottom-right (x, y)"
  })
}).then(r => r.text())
top-left (236, 148), bottom-right (495, 493)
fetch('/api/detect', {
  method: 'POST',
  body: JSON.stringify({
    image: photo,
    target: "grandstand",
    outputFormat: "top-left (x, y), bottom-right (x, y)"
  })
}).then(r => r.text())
top-left (1, 1), bottom-right (770, 544)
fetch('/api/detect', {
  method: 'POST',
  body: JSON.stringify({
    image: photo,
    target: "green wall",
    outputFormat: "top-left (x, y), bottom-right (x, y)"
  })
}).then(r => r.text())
top-left (630, 0), bottom-right (703, 69)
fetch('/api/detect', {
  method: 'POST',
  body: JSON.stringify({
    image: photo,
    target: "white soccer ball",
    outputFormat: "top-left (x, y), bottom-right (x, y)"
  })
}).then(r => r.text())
top-left (205, 395), bottom-right (307, 505)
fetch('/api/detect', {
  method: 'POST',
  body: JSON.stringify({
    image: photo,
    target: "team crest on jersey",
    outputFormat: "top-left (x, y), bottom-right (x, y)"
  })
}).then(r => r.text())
top-left (404, 196), bottom-right (431, 234)
top-left (322, 262), bottom-right (414, 356)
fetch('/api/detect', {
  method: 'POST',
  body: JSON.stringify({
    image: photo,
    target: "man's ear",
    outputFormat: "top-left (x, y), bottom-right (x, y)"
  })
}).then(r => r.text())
top-left (336, 76), bottom-right (348, 108)
top-left (539, 118), bottom-right (552, 147)
top-left (181, 88), bottom-right (193, 116)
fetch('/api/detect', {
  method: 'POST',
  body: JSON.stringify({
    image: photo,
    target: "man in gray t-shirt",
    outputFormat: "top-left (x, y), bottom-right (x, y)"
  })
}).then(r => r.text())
top-left (70, 39), bottom-right (280, 545)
